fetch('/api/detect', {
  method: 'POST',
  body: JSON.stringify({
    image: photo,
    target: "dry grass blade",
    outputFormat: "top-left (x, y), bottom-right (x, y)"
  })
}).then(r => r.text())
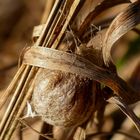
top-left (0, 0), bottom-right (64, 134)
top-left (76, 0), bottom-right (130, 38)
top-left (23, 46), bottom-right (140, 104)
top-left (0, 65), bottom-right (25, 109)
top-left (35, 0), bottom-right (63, 46)
top-left (0, 0), bottom-right (62, 138)
top-left (0, 66), bottom-right (35, 139)
top-left (103, 1), bottom-right (140, 67)
top-left (51, 0), bottom-right (81, 49)
top-left (73, 127), bottom-right (86, 140)
top-left (0, 65), bottom-right (30, 133)
top-left (4, 81), bottom-right (34, 140)
top-left (18, 119), bottom-right (55, 140)
top-left (41, 0), bottom-right (68, 47)
top-left (108, 95), bottom-right (140, 133)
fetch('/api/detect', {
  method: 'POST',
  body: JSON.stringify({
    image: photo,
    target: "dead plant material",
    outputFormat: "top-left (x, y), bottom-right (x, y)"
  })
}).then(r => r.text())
top-left (1, 0), bottom-right (140, 140)
top-left (103, 1), bottom-right (140, 68)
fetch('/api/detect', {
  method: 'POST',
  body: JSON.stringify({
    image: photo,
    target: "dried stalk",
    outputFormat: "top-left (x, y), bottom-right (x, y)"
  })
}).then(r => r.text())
top-left (0, 65), bottom-right (29, 132)
top-left (0, 0), bottom-right (62, 138)
top-left (35, 0), bottom-right (63, 46)
top-left (51, 0), bottom-right (81, 49)
top-left (0, 67), bottom-right (36, 139)
top-left (75, 0), bottom-right (130, 38)
top-left (41, 0), bottom-right (68, 47)
top-left (18, 119), bottom-right (54, 140)
top-left (108, 95), bottom-right (140, 133)
top-left (73, 127), bottom-right (86, 140)
top-left (5, 80), bottom-right (34, 140)
top-left (23, 46), bottom-right (140, 104)
top-left (111, 104), bottom-right (140, 140)
top-left (0, 0), bottom-right (65, 136)
top-left (0, 65), bottom-right (25, 109)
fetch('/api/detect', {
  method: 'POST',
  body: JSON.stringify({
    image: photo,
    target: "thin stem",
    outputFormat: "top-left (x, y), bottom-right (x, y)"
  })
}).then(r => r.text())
top-left (43, 0), bottom-right (68, 48)
top-left (108, 95), bottom-right (140, 134)
top-left (51, 0), bottom-right (81, 49)
top-left (36, 0), bottom-right (63, 46)
top-left (4, 70), bottom-right (36, 140)
top-left (0, 65), bottom-right (30, 133)
top-left (0, 65), bottom-right (25, 109)
top-left (18, 119), bottom-right (55, 140)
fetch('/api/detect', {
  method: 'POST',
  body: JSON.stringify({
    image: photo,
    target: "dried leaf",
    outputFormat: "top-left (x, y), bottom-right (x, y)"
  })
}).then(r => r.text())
top-left (74, 0), bottom-right (130, 37)
top-left (73, 127), bottom-right (86, 140)
top-left (23, 46), bottom-right (140, 105)
top-left (107, 95), bottom-right (140, 133)
top-left (103, 1), bottom-right (140, 67)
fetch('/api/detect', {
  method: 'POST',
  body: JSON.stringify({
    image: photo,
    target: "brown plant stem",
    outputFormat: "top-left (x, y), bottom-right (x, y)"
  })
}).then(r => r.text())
top-left (107, 95), bottom-right (140, 134)
top-left (0, 0), bottom-right (63, 138)
top-left (0, 65), bottom-right (32, 139)
top-left (18, 119), bottom-right (54, 140)
top-left (0, 65), bottom-right (29, 133)
top-left (23, 46), bottom-right (140, 105)
top-left (75, 0), bottom-right (130, 38)
top-left (4, 71), bottom-right (35, 140)
top-left (0, 65), bottom-right (25, 109)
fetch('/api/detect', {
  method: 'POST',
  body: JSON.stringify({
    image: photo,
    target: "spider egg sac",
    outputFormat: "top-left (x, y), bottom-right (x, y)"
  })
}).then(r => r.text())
top-left (32, 68), bottom-right (95, 127)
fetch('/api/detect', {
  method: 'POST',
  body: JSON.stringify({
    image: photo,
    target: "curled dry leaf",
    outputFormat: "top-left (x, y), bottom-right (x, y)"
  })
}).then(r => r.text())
top-left (73, 0), bottom-right (130, 38)
top-left (23, 46), bottom-right (140, 106)
top-left (102, 1), bottom-right (140, 68)
top-left (107, 95), bottom-right (140, 133)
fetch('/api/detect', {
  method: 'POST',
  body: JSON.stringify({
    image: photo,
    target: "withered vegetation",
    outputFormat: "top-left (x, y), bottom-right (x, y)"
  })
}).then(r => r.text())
top-left (0, 0), bottom-right (140, 140)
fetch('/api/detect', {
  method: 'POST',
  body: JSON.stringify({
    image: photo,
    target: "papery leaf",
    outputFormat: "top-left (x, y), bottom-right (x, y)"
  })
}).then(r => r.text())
top-left (76, 0), bottom-right (130, 38)
top-left (108, 95), bottom-right (140, 133)
top-left (23, 46), bottom-right (140, 105)
top-left (103, 1), bottom-right (140, 67)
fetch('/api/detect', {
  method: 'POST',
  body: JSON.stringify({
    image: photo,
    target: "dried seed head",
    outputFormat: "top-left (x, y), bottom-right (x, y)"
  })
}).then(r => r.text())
top-left (32, 68), bottom-right (95, 127)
